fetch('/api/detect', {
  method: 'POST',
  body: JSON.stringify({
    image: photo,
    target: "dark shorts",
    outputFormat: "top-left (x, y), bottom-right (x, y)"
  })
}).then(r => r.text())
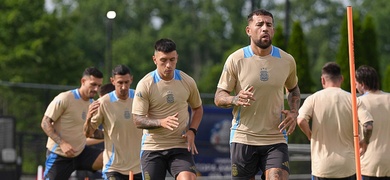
top-left (362, 176), bottom-right (390, 180)
top-left (230, 142), bottom-right (290, 179)
top-left (105, 171), bottom-right (142, 180)
top-left (313, 174), bottom-right (357, 180)
top-left (44, 146), bottom-right (102, 180)
top-left (141, 148), bottom-right (197, 180)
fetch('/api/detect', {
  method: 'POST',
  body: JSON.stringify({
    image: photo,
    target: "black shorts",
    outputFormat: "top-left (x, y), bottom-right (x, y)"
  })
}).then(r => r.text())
top-left (141, 148), bottom-right (197, 180)
top-left (43, 146), bottom-right (102, 180)
top-left (362, 175), bottom-right (390, 180)
top-left (105, 171), bottom-right (143, 180)
top-left (230, 142), bottom-right (289, 179)
top-left (313, 174), bottom-right (357, 180)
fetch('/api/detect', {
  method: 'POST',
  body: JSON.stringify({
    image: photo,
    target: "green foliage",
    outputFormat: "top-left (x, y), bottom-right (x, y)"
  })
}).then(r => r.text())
top-left (287, 21), bottom-right (314, 93)
top-left (273, 25), bottom-right (286, 50)
top-left (383, 65), bottom-right (390, 92)
top-left (361, 15), bottom-right (380, 80)
top-left (336, 12), bottom-right (380, 91)
top-left (358, 0), bottom-right (390, 78)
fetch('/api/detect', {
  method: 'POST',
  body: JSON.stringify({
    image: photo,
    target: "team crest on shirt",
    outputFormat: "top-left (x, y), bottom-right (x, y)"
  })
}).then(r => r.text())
top-left (124, 109), bottom-right (131, 119)
top-left (82, 111), bottom-right (86, 120)
top-left (166, 90), bottom-right (174, 103)
top-left (260, 68), bottom-right (269, 81)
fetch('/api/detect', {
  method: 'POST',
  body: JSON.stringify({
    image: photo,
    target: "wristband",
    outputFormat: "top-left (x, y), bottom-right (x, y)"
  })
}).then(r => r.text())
top-left (189, 128), bottom-right (197, 136)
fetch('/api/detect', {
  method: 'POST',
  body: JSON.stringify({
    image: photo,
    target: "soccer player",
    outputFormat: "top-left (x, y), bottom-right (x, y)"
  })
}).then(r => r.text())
top-left (132, 38), bottom-right (203, 180)
top-left (84, 65), bottom-right (143, 180)
top-left (41, 67), bottom-right (104, 179)
top-left (355, 65), bottom-right (389, 180)
top-left (297, 62), bottom-right (373, 180)
top-left (214, 9), bottom-right (300, 180)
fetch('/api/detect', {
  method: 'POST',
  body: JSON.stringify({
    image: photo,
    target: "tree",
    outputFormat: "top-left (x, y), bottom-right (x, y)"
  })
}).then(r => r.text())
top-left (287, 21), bottom-right (314, 93)
top-left (336, 12), bottom-right (363, 90)
top-left (273, 25), bottom-right (286, 50)
top-left (383, 65), bottom-right (390, 92)
top-left (361, 15), bottom-right (380, 80)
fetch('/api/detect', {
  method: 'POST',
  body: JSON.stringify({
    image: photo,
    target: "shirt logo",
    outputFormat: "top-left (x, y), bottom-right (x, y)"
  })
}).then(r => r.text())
top-left (82, 111), bottom-right (86, 120)
top-left (124, 110), bottom-right (131, 119)
top-left (136, 92), bottom-right (142, 98)
top-left (166, 90), bottom-right (174, 103)
top-left (260, 68), bottom-right (269, 81)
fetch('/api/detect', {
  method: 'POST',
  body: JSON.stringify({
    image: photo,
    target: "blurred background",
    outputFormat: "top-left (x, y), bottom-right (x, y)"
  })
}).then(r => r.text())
top-left (1, 0), bottom-right (389, 179)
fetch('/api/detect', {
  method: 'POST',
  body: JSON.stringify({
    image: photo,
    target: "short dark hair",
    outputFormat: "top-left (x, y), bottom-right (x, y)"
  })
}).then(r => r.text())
top-left (154, 38), bottom-right (176, 53)
top-left (247, 9), bottom-right (274, 24)
top-left (83, 67), bottom-right (103, 78)
top-left (322, 62), bottom-right (342, 82)
top-left (356, 65), bottom-right (380, 91)
top-left (112, 64), bottom-right (132, 77)
top-left (99, 83), bottom-right (115, 96)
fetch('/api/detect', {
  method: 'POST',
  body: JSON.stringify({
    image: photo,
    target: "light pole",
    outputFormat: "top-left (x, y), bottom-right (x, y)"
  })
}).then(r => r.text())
top-left (106, 11), bottom-right (116, 83)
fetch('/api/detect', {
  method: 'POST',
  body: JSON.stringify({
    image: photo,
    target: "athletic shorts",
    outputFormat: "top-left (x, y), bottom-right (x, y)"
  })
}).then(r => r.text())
top-left (44, 146), bottom-right (102, 180)
top-left (105, 171), bottom-right (142, 180)
top-left (141, 148), bottom-right (197, 180)
top-left (362, 175), bottom-right (390, 180)
top-left (230, 142), bottom-right (289, 180)
top-left (313, 174), bottom-right (357, 180)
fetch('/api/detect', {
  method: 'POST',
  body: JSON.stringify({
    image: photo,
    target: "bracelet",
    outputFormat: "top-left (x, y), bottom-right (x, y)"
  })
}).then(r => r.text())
top-left (189, 128), bottom-right (197, 136)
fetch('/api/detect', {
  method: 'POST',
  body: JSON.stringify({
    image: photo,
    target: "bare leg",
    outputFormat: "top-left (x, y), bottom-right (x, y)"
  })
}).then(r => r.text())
top-left (176, 171), bottom-right (197, 180)
top-left (265, 168), bottom-right (289, 180)
top-left (92, 152), bottom-right (103, 170)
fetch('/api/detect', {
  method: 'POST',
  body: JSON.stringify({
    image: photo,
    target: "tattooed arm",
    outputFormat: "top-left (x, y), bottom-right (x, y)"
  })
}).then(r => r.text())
top-left (279, 85), bottom-right (301, 135)
top-left (41, 116), bottom-right (76, 156)
top-left (133, 113), bottom-right (179, 130)
top-left (214, 87), bottom-right (255, 108)
top-left (214, 88), bottom-right (236, 108)
top-left (360, 121), bottom-right (373, 155)
top-left (287, 85), bottom-right (301, 115)
top-left (41, 116), bottom-right (62, 145)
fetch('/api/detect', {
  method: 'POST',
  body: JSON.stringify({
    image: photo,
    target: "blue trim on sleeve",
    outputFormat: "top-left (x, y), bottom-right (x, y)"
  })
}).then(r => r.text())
top-left (152, 69), bottom-right (182, 83)
top-left (151, 70), bottom-right (160, 83)
top-left (243, 46), bottom-right (254, 58)
top-left (102, 145), bottom-right (115, 179)
top-left (109, 91), bottom-right (118, 102)
top-left (173, 69), bottom-right (182, 80)
top-left (71, 89), bottom-right (81, 99)
top-left (129, 89), bottom-right (135, 98)
top-left (271, 46), bottom-right (281, 58)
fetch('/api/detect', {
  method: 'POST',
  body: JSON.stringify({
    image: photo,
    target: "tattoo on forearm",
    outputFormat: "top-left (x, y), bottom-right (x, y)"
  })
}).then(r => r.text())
top-left (41, 116), bottom-right (62, 144)
top-left (287, 86), bottom-right (301, 113)
top-left (133, 115), bottom-right (160, 129)
top-left (363, 121), bottom-right (373, 144)
top-left (214, 88), bottom-right (234, 108)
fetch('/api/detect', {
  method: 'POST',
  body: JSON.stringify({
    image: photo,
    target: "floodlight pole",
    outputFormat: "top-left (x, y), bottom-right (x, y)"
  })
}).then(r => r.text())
top-left (106, 11), bottom-right (116, 83)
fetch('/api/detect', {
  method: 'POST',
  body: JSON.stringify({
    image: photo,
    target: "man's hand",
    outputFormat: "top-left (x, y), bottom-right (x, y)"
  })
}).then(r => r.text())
top-left (232, 85), bottom-right (255, 107)
top-left (87, 101), bottom-right (100, 120)
top-left (359, 139), bottom-right (368, 156)
top-left (182, 130), bottom-right (198, 155)
top-left (59, 140), bottom-right (76, 157)
top-left (278, 110), bottom-right (298, 135)
top-left (160, 113), bottom-right (179, 130)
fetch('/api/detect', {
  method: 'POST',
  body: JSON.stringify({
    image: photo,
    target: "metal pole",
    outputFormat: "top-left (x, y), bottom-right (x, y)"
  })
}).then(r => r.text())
top-left (106, 11), bottom-right (116, 83)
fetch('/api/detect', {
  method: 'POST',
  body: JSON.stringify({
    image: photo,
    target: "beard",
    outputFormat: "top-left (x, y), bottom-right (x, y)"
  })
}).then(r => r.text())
top-left (254, 38), bottom-right (272, 49)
